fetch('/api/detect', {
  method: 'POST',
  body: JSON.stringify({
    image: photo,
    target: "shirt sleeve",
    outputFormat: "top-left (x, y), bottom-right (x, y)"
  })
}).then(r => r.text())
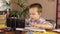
top-left (43, 21), bottom-right (54, 29)
top-left (39, 18), bottom-right (54, 29)
top-left (25, 19), bottom-right (30, 26)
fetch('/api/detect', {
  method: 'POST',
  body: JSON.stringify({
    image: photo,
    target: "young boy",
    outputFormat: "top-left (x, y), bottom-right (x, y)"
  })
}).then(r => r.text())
top-left (25, 3), bottom-right (53, 29)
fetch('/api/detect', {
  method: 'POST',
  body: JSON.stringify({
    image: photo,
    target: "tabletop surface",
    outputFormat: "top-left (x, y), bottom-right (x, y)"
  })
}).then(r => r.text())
top-left (16, 27), bottom-right (60, 32)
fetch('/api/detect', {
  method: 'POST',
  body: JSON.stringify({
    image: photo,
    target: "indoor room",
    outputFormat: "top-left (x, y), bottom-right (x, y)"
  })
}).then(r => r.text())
top-left (0, 0), bottom-right (60, 34)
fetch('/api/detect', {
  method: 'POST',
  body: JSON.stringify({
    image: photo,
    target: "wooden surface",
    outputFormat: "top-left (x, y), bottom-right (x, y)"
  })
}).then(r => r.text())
top-left (0, 30), bottom-right (59, 34)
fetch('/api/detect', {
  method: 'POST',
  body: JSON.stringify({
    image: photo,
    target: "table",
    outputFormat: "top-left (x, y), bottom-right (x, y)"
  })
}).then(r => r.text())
top-left (1, 28), bottom-right (60, 34)
top-left (16, 27), bottom-right (60, 34)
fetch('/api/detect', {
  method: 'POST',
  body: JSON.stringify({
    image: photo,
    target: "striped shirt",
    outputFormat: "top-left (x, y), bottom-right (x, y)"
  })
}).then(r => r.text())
top-left (25, 17), bottom-right (53, 28)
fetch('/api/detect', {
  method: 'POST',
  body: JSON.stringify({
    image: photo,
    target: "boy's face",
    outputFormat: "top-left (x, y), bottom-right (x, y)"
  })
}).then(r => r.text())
top-left (29, 7), bottom-right (41, 21)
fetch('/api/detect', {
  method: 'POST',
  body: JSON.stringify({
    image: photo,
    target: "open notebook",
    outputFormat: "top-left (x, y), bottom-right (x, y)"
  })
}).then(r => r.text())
top-left (52, 29), bottom-right (60, 32)
top-left (16, 27), bottom-right (46, 32)
top-left (25, 27), bottom-right (46, 32)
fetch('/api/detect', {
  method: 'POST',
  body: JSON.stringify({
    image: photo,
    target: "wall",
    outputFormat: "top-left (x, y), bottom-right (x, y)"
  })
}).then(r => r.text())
top-left (11, 0), bottom-right (57, 21)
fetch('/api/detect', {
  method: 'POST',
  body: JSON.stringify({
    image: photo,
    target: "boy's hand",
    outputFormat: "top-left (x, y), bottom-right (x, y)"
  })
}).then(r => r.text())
top-left (29, 23), bottom-right (36, 28)
top-left (29, 23), bottom-right (40, 28)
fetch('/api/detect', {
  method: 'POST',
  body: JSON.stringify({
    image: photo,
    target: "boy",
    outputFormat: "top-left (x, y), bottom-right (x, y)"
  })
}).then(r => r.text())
top-left (25, 3), bottom-right (53, 29)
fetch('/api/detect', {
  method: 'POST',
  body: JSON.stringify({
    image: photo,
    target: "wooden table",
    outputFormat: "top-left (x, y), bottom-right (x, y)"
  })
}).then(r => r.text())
top-left (2, 28), bottom-right (60, 34)
top-left (16, 28), bottom-right (60, 34)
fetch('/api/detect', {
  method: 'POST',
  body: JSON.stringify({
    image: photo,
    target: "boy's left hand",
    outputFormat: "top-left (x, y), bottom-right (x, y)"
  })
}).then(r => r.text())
top-left (29, 23), bottom-right (37, 28)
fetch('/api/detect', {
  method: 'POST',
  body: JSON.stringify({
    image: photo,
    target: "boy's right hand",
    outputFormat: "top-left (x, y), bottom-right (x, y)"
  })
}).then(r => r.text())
top-left (29, 23), bottom-right (36, 28)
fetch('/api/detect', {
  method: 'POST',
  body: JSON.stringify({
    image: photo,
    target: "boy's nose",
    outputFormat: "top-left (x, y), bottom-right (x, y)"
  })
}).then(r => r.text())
top-left (30, 15), bottom-right (34, 18)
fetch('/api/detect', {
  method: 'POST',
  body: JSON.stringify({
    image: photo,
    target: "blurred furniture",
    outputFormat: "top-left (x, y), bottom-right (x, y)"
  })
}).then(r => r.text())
top-left (56, 0), bottom-right (60, 28)
top-left (0, 15), bottom-right (6, 24)
top-left (6, 17), bottom-right (25, 30)
top-left (6, 18), bottom-right (25, 34)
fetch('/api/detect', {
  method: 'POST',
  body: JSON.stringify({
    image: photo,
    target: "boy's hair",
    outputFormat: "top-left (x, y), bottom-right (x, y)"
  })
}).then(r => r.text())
top-left (29, 3), bottom-right (42, 13)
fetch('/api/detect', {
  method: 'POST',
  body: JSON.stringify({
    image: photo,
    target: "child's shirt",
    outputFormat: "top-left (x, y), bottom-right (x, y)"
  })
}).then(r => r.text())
top-left (25, 17), bottom-right (53, 29)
